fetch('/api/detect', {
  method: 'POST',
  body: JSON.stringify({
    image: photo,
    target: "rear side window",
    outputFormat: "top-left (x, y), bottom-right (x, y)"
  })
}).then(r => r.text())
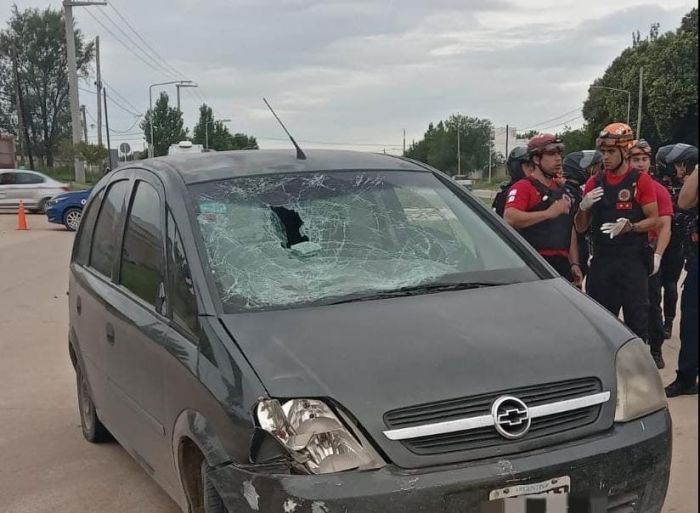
top-left (16, 173), bottom-right (44, 184)
top-left (120, 182), bottom-right (166, 313)
top-left (0, 172), bottom-right (17, 185)
top-left (90, 180), bottom-right (129, 278)
top-left (75, 189), bottom-right (104, 265)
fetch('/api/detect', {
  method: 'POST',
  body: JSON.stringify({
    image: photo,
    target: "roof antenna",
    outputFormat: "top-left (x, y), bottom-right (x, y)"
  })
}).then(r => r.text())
top-left (263, 98), bottom-right (306, 160)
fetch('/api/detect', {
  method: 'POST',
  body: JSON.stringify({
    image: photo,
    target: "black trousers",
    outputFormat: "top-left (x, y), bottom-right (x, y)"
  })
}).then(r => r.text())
top-left (677, 260), bottom-right (699, 384)
top-left (587, 250), bottom-right (649, 341)
top-left (543, 254), bottom-right (574, 282)
top-left (647, 273), bottom-right (665, 354)
top-left (660, 232), bottom-right (685, 324)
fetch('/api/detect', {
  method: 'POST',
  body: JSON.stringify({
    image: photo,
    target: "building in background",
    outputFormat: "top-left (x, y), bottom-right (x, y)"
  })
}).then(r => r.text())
top-left (493, 127), bottom-right (528, 160)
top-left (0, 134), bottom-right (16, 169)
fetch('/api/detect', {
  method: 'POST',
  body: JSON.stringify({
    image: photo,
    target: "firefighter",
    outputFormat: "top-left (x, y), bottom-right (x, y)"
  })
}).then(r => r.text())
top-left (655, 143), bottom-right (698, 338)
top-left (666, 165), bottom-right (698, 397)
top-left (574, 123), bottom-right (659, 341)
top-left (628, 139), bottom-right (673, 368)
top-left (504, 134), bottom-right (582, 286)
top-left (562, 150), bottom-right (603, 278)
top-left (492, 146), bottom-right (532, 217)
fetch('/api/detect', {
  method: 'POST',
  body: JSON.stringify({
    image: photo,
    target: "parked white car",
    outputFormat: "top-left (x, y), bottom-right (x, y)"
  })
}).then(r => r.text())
top-left (453, 174), bottom-right (474, 190)
top-left (168, 141), bottom-right (205, 155)
top-left (0, 169), bottom-right (69, 212)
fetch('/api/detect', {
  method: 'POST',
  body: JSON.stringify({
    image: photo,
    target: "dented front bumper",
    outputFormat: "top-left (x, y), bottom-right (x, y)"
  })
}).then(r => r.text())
top-left (209, 409), bottom-right (671, 513)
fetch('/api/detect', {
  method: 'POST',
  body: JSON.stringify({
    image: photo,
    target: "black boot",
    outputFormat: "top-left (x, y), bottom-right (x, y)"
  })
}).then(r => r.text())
top-left (651, 351), bottom-right (665, 370)
top-left (663, 320), bottom-right (673, 339)
top-left (665, 380), bottom-right (698, 397)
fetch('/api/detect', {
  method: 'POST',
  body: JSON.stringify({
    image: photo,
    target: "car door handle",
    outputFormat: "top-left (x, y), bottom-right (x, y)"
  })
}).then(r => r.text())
top-left (76, 296), bottom-right (82, 315)
top-left (106, 323), bottom-right (115, 345)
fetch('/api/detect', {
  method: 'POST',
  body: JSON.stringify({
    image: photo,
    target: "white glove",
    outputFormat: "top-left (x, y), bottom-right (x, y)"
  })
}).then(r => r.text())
top-left (579, 187), bottom-right (604, 211)
top-left (651, 253), bottom-right (662, 276)
top-left (600, 218), bottom-right (631, 239)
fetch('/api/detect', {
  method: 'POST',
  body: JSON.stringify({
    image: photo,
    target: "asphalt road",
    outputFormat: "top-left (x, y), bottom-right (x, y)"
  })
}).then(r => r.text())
top-left (0, 214), bottom-right (697, 513)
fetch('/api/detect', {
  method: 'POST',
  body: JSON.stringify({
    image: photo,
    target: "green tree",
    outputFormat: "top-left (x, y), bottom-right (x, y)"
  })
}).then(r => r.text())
top-left (516, 130), bottom-right (540, 140)
top-left (556, 125), bottom-right (597, 154)
top-left (0, 6), bottom-right (94, 167)
top-left (583, 8), bottom-right (698, 149)
top-left (140, 92), bottom-right (188, 157)
top-left (192, 103), bottom-right (258, 151)
top-left (406, 114), bottom-right (496, 174)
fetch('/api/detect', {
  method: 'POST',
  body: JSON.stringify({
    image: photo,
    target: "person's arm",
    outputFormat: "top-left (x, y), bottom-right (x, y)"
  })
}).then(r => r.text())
top-left (574, 208), bottom-right (591, 234)
top-left (655, 216), bottom-right (672, 258)
top-left (504, 196), bottom-right (571, 229)
top-left (678, 166), bottom-right (698, 209)
top-left (569, 227), bottom-right (583, 287)
top-left (629, 202), bottom-right (659, 233)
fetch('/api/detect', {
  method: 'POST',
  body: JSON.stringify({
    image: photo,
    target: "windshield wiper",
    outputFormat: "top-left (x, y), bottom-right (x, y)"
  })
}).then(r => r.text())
top-left (327, 281), bottom-right (509, 305)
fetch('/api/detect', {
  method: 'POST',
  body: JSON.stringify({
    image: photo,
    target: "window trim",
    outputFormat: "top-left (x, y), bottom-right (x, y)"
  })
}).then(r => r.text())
top-left (88, 177), bottom-right (132, 280)
top-left (116, 173), bottom-right (169, 316)
top-left (166, 208), bottom-right (200, 340)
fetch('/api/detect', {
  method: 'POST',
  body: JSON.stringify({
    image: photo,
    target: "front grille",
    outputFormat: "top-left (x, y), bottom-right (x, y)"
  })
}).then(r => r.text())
top-left (384, 378), bottom-right (603, 455)
top-left (607, 490), bottom-right (641, 512)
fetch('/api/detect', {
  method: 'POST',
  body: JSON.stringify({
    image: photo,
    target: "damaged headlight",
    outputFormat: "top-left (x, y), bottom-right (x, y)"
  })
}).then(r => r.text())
top-left (614, 338), bottom-right (667, 422)
top-left (256, 399), bottom-right (383, 474)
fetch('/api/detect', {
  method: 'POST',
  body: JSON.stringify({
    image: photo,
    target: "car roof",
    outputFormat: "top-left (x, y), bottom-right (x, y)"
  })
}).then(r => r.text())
top-left (138, 149), bottom-right (433, 185)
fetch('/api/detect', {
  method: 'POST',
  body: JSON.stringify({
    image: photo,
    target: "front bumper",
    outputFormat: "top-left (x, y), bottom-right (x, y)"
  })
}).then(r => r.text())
top-left (45, 206), bottom-right (63, 223)
top-left (209, 409), bottom-right (671, 513)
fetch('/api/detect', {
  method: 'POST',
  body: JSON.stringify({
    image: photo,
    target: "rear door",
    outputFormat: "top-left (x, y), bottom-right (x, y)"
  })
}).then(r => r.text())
top-left (13, 171), bottom-right (46, 208)
top-left (0, 171), bottom-right (18, 208)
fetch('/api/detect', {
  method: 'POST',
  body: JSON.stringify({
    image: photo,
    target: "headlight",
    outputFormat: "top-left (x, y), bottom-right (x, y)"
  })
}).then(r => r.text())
top-left (614, 338), bottom-right (667, 422)
top-left (256, 398), bottom-right (383, 474)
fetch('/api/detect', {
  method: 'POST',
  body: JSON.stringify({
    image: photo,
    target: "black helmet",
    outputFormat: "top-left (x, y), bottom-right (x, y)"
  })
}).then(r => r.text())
top-left (562, 150), bottom-right (601, 184)
top-left (507, 146), bottom-right (529, 181)
top-left (656, 143), bottom-right (698, 178)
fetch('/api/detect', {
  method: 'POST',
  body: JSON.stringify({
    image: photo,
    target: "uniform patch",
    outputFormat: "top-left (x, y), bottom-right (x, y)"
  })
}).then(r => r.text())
top-left (507, 190), bottom-right (517, 203)
top-left (618, 188), bottom-right (632, 201)
top-left (616, 201), bottom-right (633, 210)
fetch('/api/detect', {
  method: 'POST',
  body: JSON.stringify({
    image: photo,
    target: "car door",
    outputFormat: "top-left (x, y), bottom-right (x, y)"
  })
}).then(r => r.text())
top-left (71, 175), bottom-right (131, 424)
top-left (0, 171), bottom-right (18, 208)
top-left (103, 171), bottom-right (176, 492)
top-left (14, 171), bottom-right (46, 208)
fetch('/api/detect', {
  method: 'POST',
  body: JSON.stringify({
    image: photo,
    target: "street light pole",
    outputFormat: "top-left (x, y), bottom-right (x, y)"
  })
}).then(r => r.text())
top-left (590, 85), bottom-right (632, 126)
top-left (205, 118), bottom-right (231, 150)
top-left (175, 82), bottom-right (198, 112)
top-left (63, 0), bottom-right (106, 182)
top-left (148, 80), bottom-right (192, 158)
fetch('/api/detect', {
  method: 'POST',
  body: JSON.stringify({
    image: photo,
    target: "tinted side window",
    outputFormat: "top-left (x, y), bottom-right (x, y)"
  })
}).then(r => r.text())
top-left (120, 182), bottom-right (166, 312)
top-left (90, 181), bottom-right (129, 277)
top-left (0, 172), bottom-right (17, 185)
top-left (75, 189), bottom-right (104, 265)
top-left (167, 211), bottom-right (199, 335)
top-left (17, 173), bottom-right (44, 184)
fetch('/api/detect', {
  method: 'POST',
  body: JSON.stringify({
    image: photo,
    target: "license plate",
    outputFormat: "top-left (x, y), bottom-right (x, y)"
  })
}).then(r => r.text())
top-left (489, 476), bottom-right (570, 500)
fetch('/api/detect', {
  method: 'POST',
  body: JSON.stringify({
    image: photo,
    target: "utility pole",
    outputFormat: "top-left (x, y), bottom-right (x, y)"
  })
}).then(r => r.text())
top-left (457, 124), bottom-right (461, 175)
top-left (402, 129), bottom-right (406, 156)
top-left (149, 80), bottom-right (192, 157)
top-left (95, 35), bottom-right (103, 146)
top-left (80, 105), bottom-right (88, 142)
top-left (103, 88), bottom-right (112, 172)
top-left (504, 124), bottom-right (509, 160)
top-left (636, 67), bottom-right (643, 138)
top-left (63, 0), bottom-right (106, 182)
top-left (488, 128), bottom-right (494, 183)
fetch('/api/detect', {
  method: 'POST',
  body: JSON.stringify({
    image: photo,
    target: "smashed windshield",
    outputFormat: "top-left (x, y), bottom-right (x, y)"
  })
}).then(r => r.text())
top-left (189, 170), bottom-right (535, 312)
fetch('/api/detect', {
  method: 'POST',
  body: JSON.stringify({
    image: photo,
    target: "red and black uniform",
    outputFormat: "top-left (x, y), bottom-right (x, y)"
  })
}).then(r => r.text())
top-left (584, 168), bottom-right (657, 341)
top-left (648, 181), bottom-right (674, 359)
top-left (506, 176), bottom-right (574, 281)
top-left (659, 175), bottom-right (687, 331)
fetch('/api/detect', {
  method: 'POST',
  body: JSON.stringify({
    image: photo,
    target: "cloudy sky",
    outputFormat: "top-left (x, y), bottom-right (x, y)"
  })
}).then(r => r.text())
top-left (2, 0), bottom-right (695, 154)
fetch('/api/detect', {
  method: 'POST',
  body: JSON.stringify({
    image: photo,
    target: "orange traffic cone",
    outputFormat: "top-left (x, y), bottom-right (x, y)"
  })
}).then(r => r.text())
top-left (17, 200), bottom-right (28, 231)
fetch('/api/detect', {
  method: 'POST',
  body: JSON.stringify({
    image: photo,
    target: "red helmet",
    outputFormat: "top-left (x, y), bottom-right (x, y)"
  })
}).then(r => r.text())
top-left (629, 139), bottom-right (652, 158)
top-left (527, 133), bottom-right (564, 158)
top-left (596, 123), bottom-right (635, 152)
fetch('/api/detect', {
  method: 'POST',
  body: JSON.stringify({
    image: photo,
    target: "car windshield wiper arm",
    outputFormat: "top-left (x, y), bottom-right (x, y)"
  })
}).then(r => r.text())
top-left (327, 281), bottom-right (509, 305)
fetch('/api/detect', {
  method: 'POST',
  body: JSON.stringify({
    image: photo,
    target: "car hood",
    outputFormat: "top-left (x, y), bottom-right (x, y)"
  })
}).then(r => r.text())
top-left (220, 278), bottom-right (632, 467)
top-left (53, 189), bottom-right (91, 201)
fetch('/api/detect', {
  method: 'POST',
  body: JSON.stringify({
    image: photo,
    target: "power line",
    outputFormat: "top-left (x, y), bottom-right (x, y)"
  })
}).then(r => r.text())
top-left (107, 1), bottom-right (189, 81)
top-left (109, 117), bottom-right (142, 134)
top-left (83, 8), bottom-right (181, 81)
top-left (518, 108), bottom-right (582, 132)
top-left (102, 79), bottom-right (141, 114)
top-left (537, 115), bottom-right (584, 132)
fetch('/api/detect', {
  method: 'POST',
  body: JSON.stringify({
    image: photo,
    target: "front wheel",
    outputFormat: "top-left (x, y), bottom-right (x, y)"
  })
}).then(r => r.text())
top-left (76, 363), bottom-right (111, 443)
top-left (63, 208), bottom-right (83, 231)
top-left (201, 461), bottom-right (228, 513)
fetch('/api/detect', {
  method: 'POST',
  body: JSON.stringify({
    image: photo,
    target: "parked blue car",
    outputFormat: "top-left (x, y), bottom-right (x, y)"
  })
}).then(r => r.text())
top-left (46, 188), bottom-right (92, 231)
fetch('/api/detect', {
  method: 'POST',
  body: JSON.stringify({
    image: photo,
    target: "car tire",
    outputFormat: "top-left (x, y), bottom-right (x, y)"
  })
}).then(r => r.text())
top-left (63, 208), bottom-right (83, 232)
top-left (201, 461), bottom-right (228, 513)
top-left (36, 198), bottom-right (50, 214)
top-left (76, 363), bottom-right (111, 443)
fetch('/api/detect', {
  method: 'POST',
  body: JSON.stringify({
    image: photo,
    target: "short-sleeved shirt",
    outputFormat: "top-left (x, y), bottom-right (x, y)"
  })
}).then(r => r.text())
top-left (505, 178), bottom-right (569, 257)
top-left (649, 179), bottom-right (674, 242)
top-left (583, 168), bottom-right (657, 206)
